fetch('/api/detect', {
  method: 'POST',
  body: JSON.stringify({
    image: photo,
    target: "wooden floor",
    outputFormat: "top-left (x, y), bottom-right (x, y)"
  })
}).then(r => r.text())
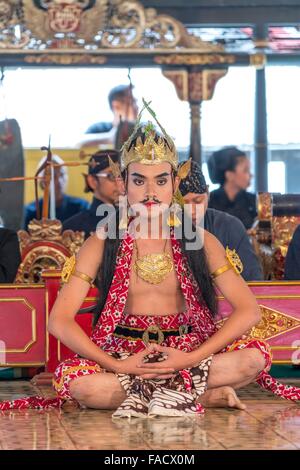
top-left (0, 380), bottom-right (300, 450)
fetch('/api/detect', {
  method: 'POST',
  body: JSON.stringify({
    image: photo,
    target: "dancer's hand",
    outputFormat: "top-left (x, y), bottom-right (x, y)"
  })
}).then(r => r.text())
top-left (113, 346), bottom-right (176, 379)
top-left (137, 344), bottom-right (194, 378)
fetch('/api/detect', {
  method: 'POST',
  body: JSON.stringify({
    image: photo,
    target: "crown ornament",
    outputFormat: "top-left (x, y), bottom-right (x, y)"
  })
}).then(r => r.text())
top-left (120, 99), bottom-right (178, 171)
top-left (225, 247), bottom-right (244, 275)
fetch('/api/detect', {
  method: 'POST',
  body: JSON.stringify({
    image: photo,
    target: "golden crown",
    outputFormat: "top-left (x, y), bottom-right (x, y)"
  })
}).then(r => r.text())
top-left (120, 99), bottom-right (178, 171)
top-left (121, 127), bottom-right (178, 170)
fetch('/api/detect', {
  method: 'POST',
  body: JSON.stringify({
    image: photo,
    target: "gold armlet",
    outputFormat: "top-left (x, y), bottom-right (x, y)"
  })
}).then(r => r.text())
top-left (211, 247), bottom-right (243, 280)
top-left (61, 255), bottom-right (94, 286)
top-left (71, 270), bottom-right (94, 286)
top-left (211, 263), bottom-right (233, 280)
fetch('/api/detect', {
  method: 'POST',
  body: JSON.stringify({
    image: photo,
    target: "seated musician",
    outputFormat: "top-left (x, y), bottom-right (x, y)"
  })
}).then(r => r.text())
top-left (24, 155), bottom-right (88, 229)
top-left (284, 225), bottom-right (300, 280)
top-left (0, 227), bottom-right (21, 283)
top-left (179, 160), bottom-right (263, 281)
top-left (63, 150), bottom-right (120, 239)
top-left (77, 85), bottom-right (138, 148)
top-left (207, 147), bottom-right (257, 230)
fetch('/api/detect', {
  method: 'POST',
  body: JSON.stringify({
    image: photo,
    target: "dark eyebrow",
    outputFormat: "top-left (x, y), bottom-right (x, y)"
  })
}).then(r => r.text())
top-left (130, 172), bottom-right (171, 178)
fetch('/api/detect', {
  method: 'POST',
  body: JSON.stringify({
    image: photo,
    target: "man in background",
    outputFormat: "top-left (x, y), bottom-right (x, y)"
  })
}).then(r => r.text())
top-left (63, 149), bottom-right (120, 239)
top-left (284, 225), bottom-right (300, 280)
top-left (78, 85), bottom-right (138, 148)
top-left (0, 228), bottom-right (21, 282)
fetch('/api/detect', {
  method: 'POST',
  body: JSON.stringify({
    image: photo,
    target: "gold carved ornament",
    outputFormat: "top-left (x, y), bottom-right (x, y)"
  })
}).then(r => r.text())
top-left (120, 100), bottom-right (178, 171)
top-left (154, 54), bottom-right (234, 66)
top-left (133, 240), bottom-right (174, 285)
top-left (108, 99), bottom-right (179, 180)
top-left (142, 325), bottom-right (164, 346)
top-left (218, 305), bottom-right (300, 343)
top-left (257, 192), bottom-right (272, 221)
top-left (250, 53), bottom-right (267, 69)
top-left (250, 306), bottom-right (300, 341)
top-left (24, 54), bottom-right (107, 65)
top-left (211, 247), bottom-right (243, 280)
top-left (16, 219), bottom-right (85, 283)
top-left (1, 1), bottom-right (224, 52)
top-left (141, 324), bottom-right (189, 346)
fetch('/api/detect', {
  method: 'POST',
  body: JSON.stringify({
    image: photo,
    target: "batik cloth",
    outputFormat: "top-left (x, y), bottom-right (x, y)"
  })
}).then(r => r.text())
top-left (54, 311), bottom-right (213, 417)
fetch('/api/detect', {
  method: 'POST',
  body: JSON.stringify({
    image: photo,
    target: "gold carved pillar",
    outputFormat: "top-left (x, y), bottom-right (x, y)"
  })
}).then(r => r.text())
top-left (163, 68), bottom-right (227, 164)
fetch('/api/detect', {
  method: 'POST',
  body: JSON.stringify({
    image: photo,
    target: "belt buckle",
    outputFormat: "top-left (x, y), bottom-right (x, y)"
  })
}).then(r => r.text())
top-left (142, 325), bottom-right (164, 346)
top-left (179, 324), bottom-right (188, 336)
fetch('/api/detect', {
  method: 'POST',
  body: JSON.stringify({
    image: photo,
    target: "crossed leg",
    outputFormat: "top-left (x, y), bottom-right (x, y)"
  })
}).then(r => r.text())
top-left (69, 371), bottom-right (126, 409)
top-left (198, 347), bottom-right (266, 410)
top-left (68, 348), bottom-right (266, 410)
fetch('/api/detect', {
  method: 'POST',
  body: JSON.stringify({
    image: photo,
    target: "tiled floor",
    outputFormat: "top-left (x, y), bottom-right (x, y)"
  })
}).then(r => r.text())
top-left (0, 380), bottom-right (299, 450)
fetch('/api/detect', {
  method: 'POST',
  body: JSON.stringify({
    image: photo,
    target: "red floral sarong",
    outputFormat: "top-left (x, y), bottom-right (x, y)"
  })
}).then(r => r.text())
top-left (1, 231), bottom-right (300, 413)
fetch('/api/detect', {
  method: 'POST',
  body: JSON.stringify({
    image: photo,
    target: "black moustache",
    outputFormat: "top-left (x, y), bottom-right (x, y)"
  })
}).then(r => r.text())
top-left (140, 198), bottom-right (161, 204)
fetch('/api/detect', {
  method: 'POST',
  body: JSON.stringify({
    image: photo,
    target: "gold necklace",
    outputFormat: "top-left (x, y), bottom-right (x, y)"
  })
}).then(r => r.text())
top-left (133, 239), bottom-right (174, 285)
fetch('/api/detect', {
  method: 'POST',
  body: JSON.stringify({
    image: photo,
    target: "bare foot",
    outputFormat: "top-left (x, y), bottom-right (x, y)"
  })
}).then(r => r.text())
top-left (199, 386), bottom-right (246, 410)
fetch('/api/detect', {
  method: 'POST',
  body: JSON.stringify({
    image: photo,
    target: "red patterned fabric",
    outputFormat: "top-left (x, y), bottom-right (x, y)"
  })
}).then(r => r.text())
top-left (91, 232), bottom-right (217, 350)
top-left (0, 396), bottom-right (63, 411)
top-left (228, 338), bottom-right (300, 402)
top-left (1, 230), bottom-right (300, 412)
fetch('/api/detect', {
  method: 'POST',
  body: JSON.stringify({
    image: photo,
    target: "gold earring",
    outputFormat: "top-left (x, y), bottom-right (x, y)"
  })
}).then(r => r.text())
top-left (172, 189), bottom-right (185, 208)
top-left (167, 212), bottom-right (181, 228)
top-left (118, 198), bottom-right (129, 230)
top-left (167, 195), bottom-right (182, 227)
top-left (119, 209), bottom-right (129, 230)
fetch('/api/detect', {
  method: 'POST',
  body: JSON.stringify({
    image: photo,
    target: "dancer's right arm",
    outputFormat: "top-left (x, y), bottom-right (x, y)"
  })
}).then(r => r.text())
top-left (48, 235), bottom-right (174, 378)
top-left (48, 234), bottom-right (117, 371)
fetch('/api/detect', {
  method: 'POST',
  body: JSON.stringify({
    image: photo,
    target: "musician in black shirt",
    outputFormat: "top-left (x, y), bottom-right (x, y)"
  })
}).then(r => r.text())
top-left (0, 228), bottom-right (21, 283)
top-left (180, 160), bottom-right (262, 281)
top-left (207, 147), bottom-right (257, 230)
top-left (284, 225), bottom-right (300, 280)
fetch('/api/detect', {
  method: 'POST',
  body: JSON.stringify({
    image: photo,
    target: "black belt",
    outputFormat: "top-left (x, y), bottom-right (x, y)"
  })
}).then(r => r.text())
top-left (113, 324), bottom-right (192, 345)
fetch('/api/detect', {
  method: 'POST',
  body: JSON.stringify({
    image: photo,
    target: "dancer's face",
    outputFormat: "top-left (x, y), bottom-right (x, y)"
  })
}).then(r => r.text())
top-left (126, 162), bottom-right (178, 215)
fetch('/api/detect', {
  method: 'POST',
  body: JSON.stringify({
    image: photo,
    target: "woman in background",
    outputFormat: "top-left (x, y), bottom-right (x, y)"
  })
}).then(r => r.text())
top-left (284, 225), bottom-right (300, 280)
top-left (207, 146), bottom-right (257, 230)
